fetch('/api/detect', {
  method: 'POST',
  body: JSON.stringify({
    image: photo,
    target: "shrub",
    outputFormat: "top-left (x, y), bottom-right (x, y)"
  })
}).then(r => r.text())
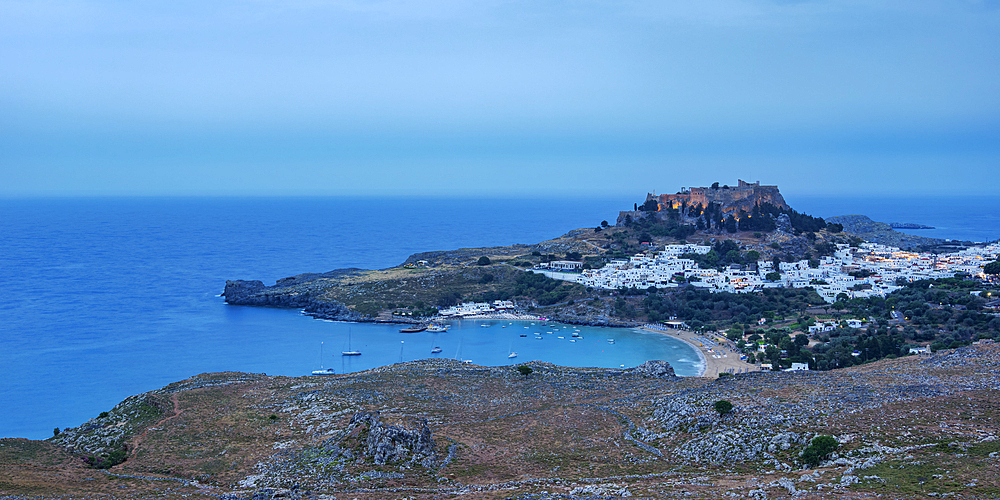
top-left (477, 256), bottom-right (492, 266)
top-left (53, 427), bottom-right (60, 437)
top-left (84, 446), bottom-right (128, 469)
top-left (714, 400), bottom-right (733, 416)
top-left (801, 435), bottom-right (839, 466)
top-left (516, 366), bottom-right (533, 377)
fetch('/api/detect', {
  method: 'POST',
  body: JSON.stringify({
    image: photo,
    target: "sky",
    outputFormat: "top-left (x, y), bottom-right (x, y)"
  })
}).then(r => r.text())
top-left (2, 0), bottom-right (998, 197)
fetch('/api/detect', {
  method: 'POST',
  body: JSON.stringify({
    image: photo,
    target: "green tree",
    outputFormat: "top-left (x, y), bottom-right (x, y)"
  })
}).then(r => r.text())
top-left (714, 400), bottom-right (733, 416)
top-left (725, 249), bottom-right (741, 264)
top-left (601, 220), bottom-right (609, 227)
top-left (801, 435), bottom-right (839, 466)
top-left (726, 328), bottom-right (742, 341)
top-left (766, 272), bottom-right (781, 282)
top-left (984, 260), bottom-right (1000, 275)
top-left (477, 256), bottom-right (492, 266)
top-left (640, 199), bottom-right (659, 211)
top-left (52, 427), bottom-right (60, 437)
top-left (725, 215), bottom-right (738, 233)
top-left (516, 366), bottom-right (533, 377)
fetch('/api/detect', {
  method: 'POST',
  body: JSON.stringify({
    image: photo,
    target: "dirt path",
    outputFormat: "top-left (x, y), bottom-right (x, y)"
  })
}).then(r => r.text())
top-left (128, 393), bottom-right (184, 459)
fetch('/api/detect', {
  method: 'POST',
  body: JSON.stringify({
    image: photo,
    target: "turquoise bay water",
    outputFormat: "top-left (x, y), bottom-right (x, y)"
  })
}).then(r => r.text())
top-left (2, 195), bottom-right (996, 440)
top-left (0, 197), bottom-right (697, 440)
top-left (295, 318), bottom-right (702, 378)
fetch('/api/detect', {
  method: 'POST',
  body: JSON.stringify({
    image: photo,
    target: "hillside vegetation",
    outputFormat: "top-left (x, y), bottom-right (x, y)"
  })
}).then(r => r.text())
top-left (4, 345), bottom-right (999, 499)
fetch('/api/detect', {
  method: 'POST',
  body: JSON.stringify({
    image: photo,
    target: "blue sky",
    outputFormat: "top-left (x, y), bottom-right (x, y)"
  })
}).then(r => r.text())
top-left (2, 0), bottom-right (998, 197)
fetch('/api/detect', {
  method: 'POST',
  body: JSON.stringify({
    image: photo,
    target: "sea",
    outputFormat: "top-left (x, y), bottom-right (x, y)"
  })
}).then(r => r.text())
top-left (1, 195), bottom-right (998, 440)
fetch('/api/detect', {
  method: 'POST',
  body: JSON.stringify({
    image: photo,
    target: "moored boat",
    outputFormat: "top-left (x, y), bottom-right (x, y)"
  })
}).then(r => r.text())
top-left (312, 342), bottom-right (336, 375)
top-left (342, 328), bottom-right (362, 356)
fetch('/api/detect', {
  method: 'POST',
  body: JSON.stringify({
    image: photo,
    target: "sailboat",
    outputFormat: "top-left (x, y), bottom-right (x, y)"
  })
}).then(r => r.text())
top-left (342, 328), bottom-right (361, 356)
top-left (311, 342), bottom-right (335, 375)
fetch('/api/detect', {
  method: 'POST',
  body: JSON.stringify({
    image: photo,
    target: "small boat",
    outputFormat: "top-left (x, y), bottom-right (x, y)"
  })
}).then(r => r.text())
top-left (342, 329), bottom-right (361, 356)
top-left (519, 334), bottom-right (527, 337)
top-left (607, 339), bottom-right (615, 344)
top-left (508, 352), bottom-right (518, 359)
top-left (400, 325), bottom-right (427, 333)
top-left (571, 332), bottom-right (580, 337)
top-left (557, 336), bottom-right (564, 339)
top-left (426, 324), bottom-right (448, 332)
top-left (431, 346), bottom-right (443, 354)
top-left (480, 324), bottom-right (490, 328)
top-left (312, 342), bottom-right (336, 375)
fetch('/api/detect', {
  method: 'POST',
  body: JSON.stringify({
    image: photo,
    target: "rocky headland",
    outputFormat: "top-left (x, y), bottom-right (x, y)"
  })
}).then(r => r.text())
top-left (825, 215), bottom-right (981, 251)
top-left (889, 222), bottom-right (935, 230)
top-left (222, 207), bottom-right (990, 329)
top-left (5, 343), bottom-right (999, 499)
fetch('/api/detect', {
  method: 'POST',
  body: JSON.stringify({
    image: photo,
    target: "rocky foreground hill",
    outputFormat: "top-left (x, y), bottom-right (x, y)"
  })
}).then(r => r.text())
top-left (2, 344), bottom-right (998, 499)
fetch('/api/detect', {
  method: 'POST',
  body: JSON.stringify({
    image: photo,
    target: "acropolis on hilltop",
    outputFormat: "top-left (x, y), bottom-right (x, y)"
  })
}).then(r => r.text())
top-left (649, 179), bottom-right (789, 214)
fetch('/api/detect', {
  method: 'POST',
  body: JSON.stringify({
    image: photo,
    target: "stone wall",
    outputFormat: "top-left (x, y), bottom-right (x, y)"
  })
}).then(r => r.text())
top-left (650, 179), bottom-right (789, 215)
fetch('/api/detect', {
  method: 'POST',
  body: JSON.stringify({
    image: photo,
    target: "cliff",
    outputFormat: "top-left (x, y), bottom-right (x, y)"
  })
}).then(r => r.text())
top-left (222, 279), bottom-right (367, 322)
top-left (220, 233), bottom-right (600, 323)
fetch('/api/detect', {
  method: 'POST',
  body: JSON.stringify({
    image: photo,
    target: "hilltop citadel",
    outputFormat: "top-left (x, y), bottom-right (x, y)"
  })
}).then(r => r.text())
top-left (652, 179), bottom-right (789, 213)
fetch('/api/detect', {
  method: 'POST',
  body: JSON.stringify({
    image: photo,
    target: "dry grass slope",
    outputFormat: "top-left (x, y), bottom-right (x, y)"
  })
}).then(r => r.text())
top-left (2, 345), bottom-right (999, 499)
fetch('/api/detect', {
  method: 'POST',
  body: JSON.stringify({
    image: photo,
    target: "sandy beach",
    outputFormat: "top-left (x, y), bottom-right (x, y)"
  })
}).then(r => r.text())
top-left (640, 325), bottom-right (759, 377)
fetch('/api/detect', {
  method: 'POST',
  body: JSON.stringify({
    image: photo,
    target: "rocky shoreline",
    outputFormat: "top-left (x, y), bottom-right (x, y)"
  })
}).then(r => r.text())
top-left (222, 279), bottom-right (398, 323)
top-left (826, 214), bottom-right (987, 250)
top-left (223, 279), bottom-right (645, 328)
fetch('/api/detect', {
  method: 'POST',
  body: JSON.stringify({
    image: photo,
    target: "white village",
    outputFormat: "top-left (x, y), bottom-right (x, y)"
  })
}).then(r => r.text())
top-left (535, 241), bottom-right (1000, 304)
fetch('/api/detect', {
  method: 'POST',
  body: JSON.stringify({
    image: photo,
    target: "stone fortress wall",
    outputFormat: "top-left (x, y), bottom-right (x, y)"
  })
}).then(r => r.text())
top-left (650, 179), bottom-right (789, 214)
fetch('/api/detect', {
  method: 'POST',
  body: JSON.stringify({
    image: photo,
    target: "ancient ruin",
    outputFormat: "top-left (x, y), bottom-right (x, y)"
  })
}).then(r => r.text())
top-left (651, 179), bottom-right (788, 214)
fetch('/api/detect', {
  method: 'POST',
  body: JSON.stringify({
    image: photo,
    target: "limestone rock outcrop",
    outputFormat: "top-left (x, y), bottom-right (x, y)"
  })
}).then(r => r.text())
top-left (222, 280), bottom-right (364, 321)
top-left (628, 360), bottom-right (677, 378)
